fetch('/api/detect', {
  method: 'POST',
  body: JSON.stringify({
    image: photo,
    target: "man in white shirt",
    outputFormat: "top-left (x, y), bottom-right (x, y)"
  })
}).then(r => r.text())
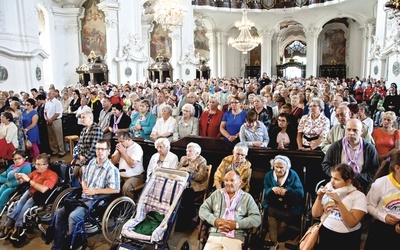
top-left (44, 89), bottom-right (66, 157)
top-left (111, 132), bottom-right (144, 200)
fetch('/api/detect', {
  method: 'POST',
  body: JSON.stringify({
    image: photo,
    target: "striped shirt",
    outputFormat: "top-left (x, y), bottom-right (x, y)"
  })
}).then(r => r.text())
top-left (82, 158), bottom-right (120, 199)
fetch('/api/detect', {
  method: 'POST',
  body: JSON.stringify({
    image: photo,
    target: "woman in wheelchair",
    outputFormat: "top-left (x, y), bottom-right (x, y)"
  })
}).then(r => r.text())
top-left (0, 153), bottom-right (58, 245)
top-left (263, 155), bottom-right (304, 245)
top-left (0, 150), bottom-right (32, 213)
top-left (311, 163), bottom-right (367, 250)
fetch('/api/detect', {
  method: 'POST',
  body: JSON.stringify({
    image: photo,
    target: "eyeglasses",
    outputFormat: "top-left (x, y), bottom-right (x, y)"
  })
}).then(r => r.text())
top-left (13, 157), bottom-right (23, 161)
top-left (96, 147), bottom-right (109, 151)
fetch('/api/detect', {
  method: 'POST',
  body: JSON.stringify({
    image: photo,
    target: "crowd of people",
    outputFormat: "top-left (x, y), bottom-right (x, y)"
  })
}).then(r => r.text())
top-left (0, 74), bottom-right (399, 249)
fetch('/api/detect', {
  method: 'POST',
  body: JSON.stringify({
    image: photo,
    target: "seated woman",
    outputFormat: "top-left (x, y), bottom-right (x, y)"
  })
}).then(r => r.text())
top-left (199, 94), bottom-right (224, 138)
top-left (0, 112), bottom-right (18, 161)
top-left (176, 142), bottom-right (208, 230)
top-left (150, 105), bottom-right (176, 140)
top-left (263, 155), bottom-right (303, 245)
top-left (297, 97), bottom-right (330, 150)
top-left (130, 99), bottom-right (156, 140)
top-left (146, 138), bottom-right (178, 181)
top-left (312, 163), bottom-right (367, 250)
top-left (239, 109), bottom-right (269, 148)
top-left (0, 153), bottom-right (58, 245)
top-left (364, 151), bottom-right (400, 249)
top-left (372, 111), bottom-right (400, 162)
top-left (174, 103), bottom-right (199, 140)
top-left (0, 150), bottom-right (31, 214)
top-left (213, 142), bottom-right (252, 192)
top-left (269, 113), bottom-right (298, 150)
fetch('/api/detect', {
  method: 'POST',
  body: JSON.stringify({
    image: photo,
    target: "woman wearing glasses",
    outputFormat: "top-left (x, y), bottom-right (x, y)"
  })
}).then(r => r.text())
top-left (297, 97), bottom-right (330, 150)
top-left (21, 98), bottom-right (40, 159)
top-left (0, 150), bottom-right (32, 215)
top-left (220, 94), bottom-right (247, 146)
top-left (199, 94), bottom-right (223, 138)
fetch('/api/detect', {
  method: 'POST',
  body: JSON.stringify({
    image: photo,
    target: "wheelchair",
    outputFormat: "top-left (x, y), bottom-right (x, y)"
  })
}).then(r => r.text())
top-left (47, 186), bottom-right (136, 248)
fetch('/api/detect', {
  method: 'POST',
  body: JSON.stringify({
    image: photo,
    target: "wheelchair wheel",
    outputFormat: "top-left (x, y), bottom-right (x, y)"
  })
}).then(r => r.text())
top-left (0, 190), bottom-right (21, 228)
top-left (176, 238), bottom-right (192, 250)
top-left (50, 187), bottom-right (75, 216)
top-left (102, 196), bottom-right (136, 244)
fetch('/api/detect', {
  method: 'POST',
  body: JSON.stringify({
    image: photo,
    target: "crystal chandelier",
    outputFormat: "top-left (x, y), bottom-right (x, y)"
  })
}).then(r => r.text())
top-left (385, 0), bottom-right (400, 11)
top-left (228, 6), bottom-right (262, 54)
top-left (153, 0), bottom-right (187, 32)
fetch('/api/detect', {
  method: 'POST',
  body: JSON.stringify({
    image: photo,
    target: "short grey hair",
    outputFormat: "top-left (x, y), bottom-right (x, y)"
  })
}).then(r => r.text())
top-left (208, 94), bottom-right (220, 104)
top-left (154, 138), bottom-right (170, 151)
top-left (233, 142), bottom-right (248, 155)
top-left (81, 110), bottom-right (93, 120)
top-left (162, 104), bottom-right (173, 115)
top-left (270, 155), bottom-right (291, 169)
top-left (310, 97), bottom-right (324, 111)
top-left (187, 142), bottom-right (201, 155)
top-left (182, 103), bottom-right (195, 116)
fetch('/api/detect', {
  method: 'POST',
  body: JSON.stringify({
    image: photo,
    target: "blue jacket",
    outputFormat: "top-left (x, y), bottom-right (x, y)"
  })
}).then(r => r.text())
top-left (129, 112), bottom-right (156, 139)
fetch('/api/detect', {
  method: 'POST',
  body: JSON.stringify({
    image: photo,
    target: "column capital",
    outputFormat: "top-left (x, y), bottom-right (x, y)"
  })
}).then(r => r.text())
top-left (97, 0), bottom-right (120, 15)
top-left (260, 30), bottom-right (274, 40)
top-left (305, 27), bottom-right (322, 39)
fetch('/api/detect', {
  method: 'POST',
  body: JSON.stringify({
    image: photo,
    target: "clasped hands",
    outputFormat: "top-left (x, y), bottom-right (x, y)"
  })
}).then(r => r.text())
top-left (272, 187), bottom-right (287, 196)
top-left (214, 218), bottom-right (236, 232)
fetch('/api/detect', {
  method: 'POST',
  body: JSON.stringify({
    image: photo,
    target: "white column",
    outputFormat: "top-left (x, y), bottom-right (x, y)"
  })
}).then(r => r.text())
top-left (0, 0), bottom-right (48, 92)
top-left (221, 32), bottom-right (228, 77)
top-left (206, 30), bottom-right (217, 78)
top-left (97, 0), bottom-right (120, 84)
top-left (260, 30), bottom-right (273, 76)
top-left (365, 21), bottom-right (375, 78)
top-left (360, 24), bottom-right (369, 78)
top-left (305, 27), bottom-right (321, 78)
top-left (52, 6), bottom-right (82, 87)
top-left (216, 31), bottom-right (222, 77)
top-left (170, 30), bottom-right (182, 81)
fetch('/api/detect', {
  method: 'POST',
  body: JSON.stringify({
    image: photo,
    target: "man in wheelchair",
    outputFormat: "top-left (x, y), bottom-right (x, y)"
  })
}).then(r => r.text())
top-left (1, 153), bottom-right (58, 246)
top-left (199, 170), bottom-right (261, 250)
top-left (52, 139), bottom-right (120, 250)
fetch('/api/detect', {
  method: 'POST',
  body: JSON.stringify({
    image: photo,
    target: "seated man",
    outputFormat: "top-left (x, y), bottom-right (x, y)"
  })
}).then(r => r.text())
top-left (199, 170), bottom-right (261, 250)
top-left (111, 132), bottom-right (144, 200)
top-left (52, 140), bottom-right (120, 250)
top-left (77, 111), bottom-right (103, 166)
top-left (322, 118), bottom-right (379, 192)
top-left (1, 153), bottom-right (58, 246)
top-left (213, 143), bottom-right (252, 192)
top-left (321, 105), bottom-right (373, 154)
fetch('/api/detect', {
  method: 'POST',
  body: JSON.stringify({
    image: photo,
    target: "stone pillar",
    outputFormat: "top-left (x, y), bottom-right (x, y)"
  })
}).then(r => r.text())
top-left (216, 31), bottom-right (223, 77)
top-left (360, 24), bottom-right (370, 78)
top-left (260, 30), bottom-right (273, 76)
top-left (305, 27), bottom-right (321, 78)
top-left (52, 5), bottom-right (82, 87)
top-left (206, 30), bottom-right (217, 78)
top-left (221, 32), bottom-right (228, 77)
top-left (0, 0), bottom-right (48, 92)
top-left (97, 0), bottom-right (120, 84)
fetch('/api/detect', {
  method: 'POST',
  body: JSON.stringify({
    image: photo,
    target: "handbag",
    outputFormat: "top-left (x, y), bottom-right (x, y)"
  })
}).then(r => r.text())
top-left (299, 190), bottom-right (355, 250)
top-left (25, 137), bottom-right (33, 149)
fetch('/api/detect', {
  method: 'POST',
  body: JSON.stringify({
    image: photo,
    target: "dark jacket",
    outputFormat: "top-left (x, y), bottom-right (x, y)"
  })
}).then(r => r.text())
top-left (321, 138), bottom-right (379, 190)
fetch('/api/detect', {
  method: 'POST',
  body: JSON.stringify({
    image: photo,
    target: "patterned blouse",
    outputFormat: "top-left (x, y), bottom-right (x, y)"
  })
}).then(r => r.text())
top-left (297, 112), bottom-right (330, 147)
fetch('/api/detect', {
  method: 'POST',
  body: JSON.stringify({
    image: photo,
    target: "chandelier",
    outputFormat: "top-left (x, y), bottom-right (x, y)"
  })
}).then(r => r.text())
top-left (228, 6), bottom-right (262, 54)
top-left (153, 0), bottom-right (187, 32)
top-left (385, 0), bottom-right (400, 11)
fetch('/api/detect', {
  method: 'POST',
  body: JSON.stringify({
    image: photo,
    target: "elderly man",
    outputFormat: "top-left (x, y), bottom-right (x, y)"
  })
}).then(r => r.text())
top-left (330, 94), bottom-right (343, 127)
top-left (322, 119), bottom-right (379, 191)
top-left (214, 143), bottom-right (252, 192)
top-left (199, 170), bottom-right (261, 250)
top-left (52, 140), bottom-right (120, 250)
top-left (111, 132), bottom-right (144, 200)
top-left (151, 91), bottom-right (166, 118)
top-left (321, 105), bottom-right (373, 154)
top-left (186, 92), bottom-right (203, 119)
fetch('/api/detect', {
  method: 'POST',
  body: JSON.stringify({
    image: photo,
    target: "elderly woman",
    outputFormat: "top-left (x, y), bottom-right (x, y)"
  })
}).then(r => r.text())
top-left (0, 112), bottom-right (18, 161)
top-left (129, 99), bottom-right (156, 140)
top-left (372, 111), bottom-right (400, 162)
top-left (297, 97), bottom-right (330, 150)
top-left (75, 96), bottom-right (92, 127)
top-left (199, 94), bottom-right (224, 138)
top-left (150, 105), bottom-right (176, 140)
top-left (213, 142), bottom-right (252, 192)
top-left (252, 95), bottom-right (273, 130)
top-left (176, 142), bottom-right (208, 230)
top-left (174, 103), bottom-right (199, 140)
top-left (146, 138), bottom-right (178, 180)
top-left (239, 109), bottom-right (269, 148)
top-left (263, 155), bottom-right (303, 244)
top-left (220, 94), bottom-right (247, 145)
